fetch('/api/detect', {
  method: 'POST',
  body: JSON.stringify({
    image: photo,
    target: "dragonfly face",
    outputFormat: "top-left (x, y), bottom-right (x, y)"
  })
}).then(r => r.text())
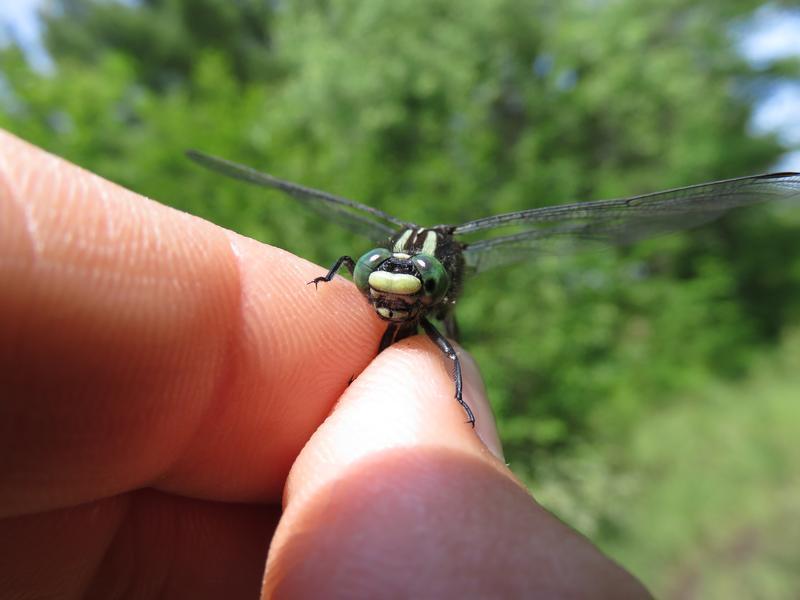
top-left (186, 149), bottom-right (800, 428)
top-left (353, 227), bottom-right (462, 324)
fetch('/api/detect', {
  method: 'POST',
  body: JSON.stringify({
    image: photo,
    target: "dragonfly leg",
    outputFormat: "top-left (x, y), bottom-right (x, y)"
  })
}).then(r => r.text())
top-left (442, 310), bottom-right (460, 341)
top-left (420, 317), bottom-right (475, 427)
top-left (393, 321), bottom-right (418, 345)
top-left (378, 322), bottom-right (417, 353)
top-left (308, 255), bottom-right (356, 288)
top-left (378, 323), bottom-right (399, 353)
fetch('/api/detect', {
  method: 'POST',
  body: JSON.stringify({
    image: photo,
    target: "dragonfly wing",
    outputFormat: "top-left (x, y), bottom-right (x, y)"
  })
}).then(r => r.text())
top-left (187, 150), bottom-right (412, 242)
top-left (460, 172), bottom-right (800, 273)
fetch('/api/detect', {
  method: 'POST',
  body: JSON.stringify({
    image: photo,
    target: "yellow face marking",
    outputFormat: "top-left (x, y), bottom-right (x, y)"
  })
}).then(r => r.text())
top-left (368, 271), bottom-right (422, 294)
top-left (421, 231), bottom-right (437, 256)
top-left (376, 307), bottom-right (410, 320)
top-left (393, 230), bottom-right (413, 252)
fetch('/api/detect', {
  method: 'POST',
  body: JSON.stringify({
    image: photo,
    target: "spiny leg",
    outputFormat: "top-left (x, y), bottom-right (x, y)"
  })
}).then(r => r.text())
top-left (308, 255), bottom-right (356, 288)
top-left (420, 317), bottom-right (475, 427)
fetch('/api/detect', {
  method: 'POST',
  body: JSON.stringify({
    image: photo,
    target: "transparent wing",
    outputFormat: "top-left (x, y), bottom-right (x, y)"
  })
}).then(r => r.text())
top-left (459, 172), bottom-right (800, 273)
top-left (187, 150), bottom-right (413, 242)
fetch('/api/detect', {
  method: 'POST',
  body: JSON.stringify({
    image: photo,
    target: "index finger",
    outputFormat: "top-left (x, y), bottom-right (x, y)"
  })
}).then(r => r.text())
top-left (0, 130), bottom-right (385, 516)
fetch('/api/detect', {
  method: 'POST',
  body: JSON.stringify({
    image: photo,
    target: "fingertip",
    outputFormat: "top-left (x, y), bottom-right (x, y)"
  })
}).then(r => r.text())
top-left (280, 336), bottom-right (505, 509)
top-left (0, 130), bottom-right (390, 508)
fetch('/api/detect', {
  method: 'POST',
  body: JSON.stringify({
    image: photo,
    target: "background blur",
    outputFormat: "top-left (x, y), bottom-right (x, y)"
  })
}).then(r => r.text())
top-left (2, 1), bottom-right (799, 596)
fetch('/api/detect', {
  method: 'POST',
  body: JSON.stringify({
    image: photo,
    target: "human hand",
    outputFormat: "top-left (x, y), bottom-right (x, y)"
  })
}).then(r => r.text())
top-left (0, 130), bottom-right (650, 598)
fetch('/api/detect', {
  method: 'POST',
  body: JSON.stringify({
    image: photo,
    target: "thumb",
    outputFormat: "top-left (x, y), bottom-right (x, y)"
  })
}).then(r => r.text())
top-left (262, 337), bottom-right (650, 598)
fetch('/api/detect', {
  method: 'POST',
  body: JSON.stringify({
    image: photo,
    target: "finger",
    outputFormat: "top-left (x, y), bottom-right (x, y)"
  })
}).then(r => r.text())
top-left (262, 338), bottom-right (650, 597)
top-left (281, 335), bottom-right (505, 503)
top-left (0, 130), bottom-right (384, 516)
top-left (0, 491), bottom-right (279, 600)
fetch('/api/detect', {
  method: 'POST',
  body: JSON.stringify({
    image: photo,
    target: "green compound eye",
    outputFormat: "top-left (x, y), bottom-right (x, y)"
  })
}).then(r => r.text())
top-left (354, 248), bottom-right (392, 292)
top-left (413, 254), bottom-right (449, 304)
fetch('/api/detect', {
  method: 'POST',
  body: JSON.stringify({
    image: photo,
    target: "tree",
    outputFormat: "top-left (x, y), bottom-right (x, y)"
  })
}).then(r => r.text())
top-left (2, 0), bottom-right (799, 458)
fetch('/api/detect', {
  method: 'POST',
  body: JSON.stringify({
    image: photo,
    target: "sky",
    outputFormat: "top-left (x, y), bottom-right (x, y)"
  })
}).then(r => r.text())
top-left (0, 0), bottom-right (44, 48)
top-left (1, 0), bottom-right (798, 167)
top-left (741, 4), bottom-right (800, 167)
top-left (0, 0), bottom-right (50, 70)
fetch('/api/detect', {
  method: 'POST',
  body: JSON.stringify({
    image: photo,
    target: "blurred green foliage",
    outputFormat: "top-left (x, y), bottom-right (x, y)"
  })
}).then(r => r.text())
top-left (535, 328), bottom-right (800, 596)
top-left (2, 0), bottom-right (800, 594)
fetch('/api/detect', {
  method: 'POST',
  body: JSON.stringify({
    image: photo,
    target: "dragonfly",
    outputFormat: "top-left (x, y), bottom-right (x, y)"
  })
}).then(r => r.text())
top-left (187, 150), bottom-right (800, 427)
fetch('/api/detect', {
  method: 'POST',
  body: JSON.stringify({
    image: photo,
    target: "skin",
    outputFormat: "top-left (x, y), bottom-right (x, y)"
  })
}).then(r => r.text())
top-left (0, 130), bottom-right (651, 599)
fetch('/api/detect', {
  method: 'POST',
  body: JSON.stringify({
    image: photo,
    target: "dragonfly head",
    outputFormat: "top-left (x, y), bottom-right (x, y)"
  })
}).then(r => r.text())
top-left (353, 247), bottom-right (450, 322)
